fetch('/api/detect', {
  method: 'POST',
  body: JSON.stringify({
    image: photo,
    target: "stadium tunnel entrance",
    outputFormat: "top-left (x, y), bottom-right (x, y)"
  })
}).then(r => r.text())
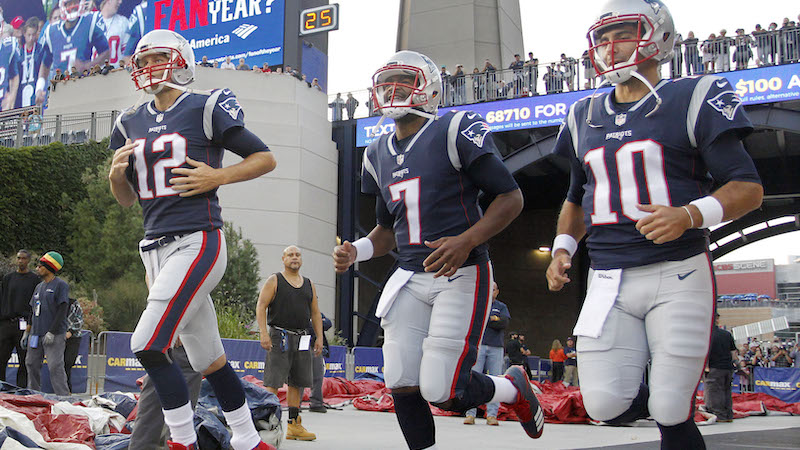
top-left (331, 98), bottom-right (800, 357)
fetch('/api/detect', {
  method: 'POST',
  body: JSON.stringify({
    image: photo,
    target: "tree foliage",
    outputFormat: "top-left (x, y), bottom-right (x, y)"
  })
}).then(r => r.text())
top-left (212, 222), bottom-right (261, 323)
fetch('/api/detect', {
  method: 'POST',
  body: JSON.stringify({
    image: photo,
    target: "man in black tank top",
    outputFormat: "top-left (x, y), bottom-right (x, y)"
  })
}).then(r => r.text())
top-left (256, 246), bottom-right (323, 442)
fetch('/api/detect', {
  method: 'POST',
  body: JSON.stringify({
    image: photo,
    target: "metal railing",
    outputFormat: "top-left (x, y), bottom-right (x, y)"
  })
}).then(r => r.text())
top-left (0, 110), bottom-right (118, 148)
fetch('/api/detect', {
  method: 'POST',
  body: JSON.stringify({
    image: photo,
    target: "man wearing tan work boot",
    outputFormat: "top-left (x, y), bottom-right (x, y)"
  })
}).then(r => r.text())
top-left (257, 246), bottom-right (323, 441)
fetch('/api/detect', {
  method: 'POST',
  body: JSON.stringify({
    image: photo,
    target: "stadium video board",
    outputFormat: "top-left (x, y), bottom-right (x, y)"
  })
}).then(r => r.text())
top-left (146, 0), bottom-right (285, 67)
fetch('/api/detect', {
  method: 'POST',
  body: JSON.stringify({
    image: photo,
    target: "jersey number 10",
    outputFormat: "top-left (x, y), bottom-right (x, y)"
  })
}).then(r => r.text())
top-left (132, 134), bottom-right (188, 199)
top-left (584, 140), bottom-right (670, 224)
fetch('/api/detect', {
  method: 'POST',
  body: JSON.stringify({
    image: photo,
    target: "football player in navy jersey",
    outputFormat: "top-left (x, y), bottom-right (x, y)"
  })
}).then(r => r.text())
top-left (332, 51), bottom-right (543, 449)
top-left (545, 1), bottom-right (762, 448)
top-left (108, 29), bottom-right (276, 450)
top-left (35, 0), bottom-right (110, 105)
top-left (0, 32), bottom-right (20, 111)
top-left (16, 18), bottom-right (45, 109)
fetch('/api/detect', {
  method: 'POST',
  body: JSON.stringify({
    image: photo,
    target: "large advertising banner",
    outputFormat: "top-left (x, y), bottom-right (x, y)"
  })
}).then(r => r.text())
top-left (6, 331), bottom-right (90, 393)
top-left (221, 337), bottom-right (267, 379)
top-left (355, 63), bottom-right (800, 147)
top-left (147, 0), bottom-right (285, 68)
top-left (352, 347), bottom-right (383, 381)
top-left (754, 367), bottom-right (800, 404)
top-left (324, 345), bottom-right (346, 378)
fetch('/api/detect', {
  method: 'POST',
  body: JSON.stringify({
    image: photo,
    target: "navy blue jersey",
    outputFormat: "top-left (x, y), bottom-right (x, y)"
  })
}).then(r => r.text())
top-left (124, 1), bottom-right (147, 57)
top-left (16, 43), bottom-right (44, 108)
top-left (110, 89), bottom-right (246, 238)
top-left (362, 111), bottom-right (514, 272)
top-left (41, 14), bottom-right (108, 75)
top-left (0, 37), bottom-right (20, 106)
top-left (554, 75), bottom-right (760, 269)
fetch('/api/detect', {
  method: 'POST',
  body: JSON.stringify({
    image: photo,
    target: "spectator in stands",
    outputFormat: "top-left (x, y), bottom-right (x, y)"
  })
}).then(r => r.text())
top-left (344, 92), bottom-right (359, 120)
top-left (25, 252), bottom-right (70, 396)
top-left (683, 31), bottom-right (701, 75)
top-left (702, 33), bottom-right (718, 73)
top-left (70, 66), bottom-right (80, 80)
top-left (366, 87), bottom-right (375, 115)
top-left (704, 312), bottom-right (737, 422)
top-left (471, 67), bottom-right (485, 102)
top-left (717, 29), bottom-right (733, 71)
top-left (328, 93), bottom-right (344, 121)
top-left (452, 64), bottom-right (466, 104)
top-left (90, 65), bottom-right (100, 76)
top-left (483, 59), bottom-right (497, 100)
top-left (563, 337), bottom-right (578, 387)
top-left (670, 33), bottom-right (683, 78)
top-left (765, 23), bottom-right (780, 64)
top-left (439, 65), bottom-right (452, 106)
top-left (752, 25), bottom-right (769, 66)
top-left (100, 59), bottom-right (113, 75)
top-left (782, 20), bottom-right (799, 63)
top-left (311, 78), bottom-right (322, 91)
top-left (50, 68), bottom-right (65, 91)
top-left (770, 344), bottom-right (793, 367)
top-left (525, 52), bottom-right (539, 95)
top-left (581, 50), bottom-right (595, 89)
top-left (0, 250), bottom-right (38, 389)
top-left (496, 80), bottom-right (511, 99)
top-left (63, 297), bottom-right (83, 393)
top-left (549, 339), bottom-right (566, 383)
top-left (790, 342), bottom-right (799, 368)
top-left (559, 53), bottom-right (577, 91)
top-left (284, 65), bottom-right (293, 76)
top-left (262, 63), bottom-right (271, 73)
top-left (301, 74), bottom-right (311, 87)
top-left (505, 332), bottom-right (526, 374)
top-left (236, 58), bottom-right (250, 71)
top-left (463, 283), bottom-right (509, 426)
top-left (544, 63), bottom-right (562, 94)
top-left (733, 28), bottom-right (754, 70)
top-left (220, 56), bottom-right (235, 70)
top-left (211, 61), bottom-right (218, 68)
top-left (509, 54), bottom-right (525, 97)
top-left (274, 67), bottom-right (282, 74)
top-left (198, 56), bottom-right (213, 67)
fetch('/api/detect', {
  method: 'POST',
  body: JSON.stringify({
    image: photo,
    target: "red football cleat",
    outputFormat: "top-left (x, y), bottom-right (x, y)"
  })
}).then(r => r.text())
top-left (503, 365), bottom-right (545, 438)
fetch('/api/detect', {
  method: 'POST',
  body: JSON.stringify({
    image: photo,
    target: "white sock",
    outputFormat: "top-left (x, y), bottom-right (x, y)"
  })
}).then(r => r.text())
top-left (163, 403), bottom-right (197, 446)
top-left (222, 402), bottom-right (261, 450)
top-left (489, 375), bottom-right (519, 404)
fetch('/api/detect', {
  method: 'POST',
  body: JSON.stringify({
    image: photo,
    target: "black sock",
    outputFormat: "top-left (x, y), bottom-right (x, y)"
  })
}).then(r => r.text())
top-left (392, 390), bottom-right (435, 450)
top-left (289, 406), bottom-right (300, 421)
top-left (606, 383), bottom-right (650, 425)
top-left (658, 418), bottom-right (706, 450)
top-left (204, 362), bottom-right (245, 412)
top-left (432, 371), bottom-right (496, 412)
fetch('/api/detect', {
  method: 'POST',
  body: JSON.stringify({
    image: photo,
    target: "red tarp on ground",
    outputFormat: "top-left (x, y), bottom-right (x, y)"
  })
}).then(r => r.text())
top-left (32, 413), bottom-right (95, 448)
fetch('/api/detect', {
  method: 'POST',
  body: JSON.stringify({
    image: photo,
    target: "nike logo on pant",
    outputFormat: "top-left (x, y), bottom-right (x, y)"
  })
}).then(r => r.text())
top-left (448, 275), bottom-right (464, 282)
top-left (677, 269), bottom-right (697, 280)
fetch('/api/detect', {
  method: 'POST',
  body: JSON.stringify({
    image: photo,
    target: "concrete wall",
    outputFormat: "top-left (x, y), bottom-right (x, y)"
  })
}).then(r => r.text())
top-left (45, 68), bottom-right (339, 319)
top-left (396, 0), bottom-right (524, 74)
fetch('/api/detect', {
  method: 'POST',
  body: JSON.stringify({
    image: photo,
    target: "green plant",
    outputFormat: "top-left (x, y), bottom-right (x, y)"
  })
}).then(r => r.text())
top-left (329, 329), bottom-right (348, 347)
top-left (211, 222), bottom-right (260, 322)
top-left (216, 304), bottom-right (256, 340)
top-left (77, 296), bottom-right (106, 335)
top-left (95, 273), bottom-right (148, 332)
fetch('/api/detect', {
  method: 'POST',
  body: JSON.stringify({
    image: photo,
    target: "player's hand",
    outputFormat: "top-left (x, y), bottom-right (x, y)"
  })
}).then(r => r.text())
top-left (422, 234), bottom-right (474, 278)
top-left (332, 241), bottom-right (357, 273)
top-left (36, 90), bottom-right (47, 105)
top-left (634, 204), bottom-right (693, 244)
top-left (313, 338), bottom-right (323, 357)
top-left (109, 139), bottom-right (136, 182)
top-left (546, 250), bottom-right (572, 291)
top-left (170, 157), bottom-right (222, 197)
top-left (260, 333), bottom-right (272, 351)
top-left (490, 315), bottom-right (500, 321)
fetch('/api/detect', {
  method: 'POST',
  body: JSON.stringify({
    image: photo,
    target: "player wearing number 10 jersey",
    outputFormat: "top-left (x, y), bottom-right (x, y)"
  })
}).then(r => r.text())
top-left (546, 1), bottom-right (762, 449)
top-left (333, 51), bottom-right (544, 449)
top-left (108, 29), bottom-right (276, 450)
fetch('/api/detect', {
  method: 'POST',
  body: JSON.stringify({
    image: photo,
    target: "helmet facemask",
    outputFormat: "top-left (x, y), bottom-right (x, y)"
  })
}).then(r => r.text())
top-left (59, 0), bottom-right (85, 22)
top-left (373, 65), bottom-right (432, 119)
top-left (130, 47), bottom-right (187, 94)
top-left (588, 15), bottom-right (660, 84)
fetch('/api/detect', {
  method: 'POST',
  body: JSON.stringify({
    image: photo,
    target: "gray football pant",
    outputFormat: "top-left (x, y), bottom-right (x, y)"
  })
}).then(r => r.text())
top-left (26, 333), bottom-right (69, 396)
top-left (129, 346), bottom-right (203, 450)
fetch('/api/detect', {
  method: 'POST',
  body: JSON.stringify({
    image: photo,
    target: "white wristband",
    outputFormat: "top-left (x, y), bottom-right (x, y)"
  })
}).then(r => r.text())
top-left (35, 77), bottom-right (46, 94)
top-left (352, 237), bottom-right (374, 262)
top-left (552, 234), bottom-right (578, 258)
top-left (689, 196), bottom-right (724, 229)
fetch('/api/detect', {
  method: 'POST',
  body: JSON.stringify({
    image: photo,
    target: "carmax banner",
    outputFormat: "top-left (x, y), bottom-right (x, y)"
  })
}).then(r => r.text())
top-left (147, 0), bottom-right (285, 67)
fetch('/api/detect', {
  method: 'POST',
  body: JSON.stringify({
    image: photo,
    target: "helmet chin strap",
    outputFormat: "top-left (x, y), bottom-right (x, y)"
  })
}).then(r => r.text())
top-left (369, 108), bottom-right (437, 137)
top-left (586, 69), bottom-right (662, 127)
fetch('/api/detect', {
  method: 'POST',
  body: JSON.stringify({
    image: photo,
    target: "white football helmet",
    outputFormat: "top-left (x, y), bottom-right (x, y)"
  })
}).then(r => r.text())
top-left (130, 29), bottom-right (195, 94)
top-left (59, 0), bottom-right (87, 22)
top-left (372, 50), bottom-right (442, 119)
top-left (587, 0), bottom-right (675, 84)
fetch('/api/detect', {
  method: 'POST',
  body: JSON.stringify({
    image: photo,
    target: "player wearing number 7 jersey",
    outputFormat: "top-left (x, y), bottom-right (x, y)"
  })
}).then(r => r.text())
top-left (332, 50), bottom-right (544, 449)
top-left (108, 29), bottom-right (276, 450)
top-left (546, 1), bottom-right (762, 449)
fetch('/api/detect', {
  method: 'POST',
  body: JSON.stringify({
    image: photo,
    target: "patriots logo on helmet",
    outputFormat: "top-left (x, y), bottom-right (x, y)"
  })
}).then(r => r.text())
top-left (461, 120), bottom-right (491, 148)
top-left (219, 96), bottom-right (242, 120)
top-left (706, 90), bottom-right (742, 121)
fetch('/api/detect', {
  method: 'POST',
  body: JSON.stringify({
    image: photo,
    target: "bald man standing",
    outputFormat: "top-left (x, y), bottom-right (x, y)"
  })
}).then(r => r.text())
top-left (257, 246), bottom-right (323, 441)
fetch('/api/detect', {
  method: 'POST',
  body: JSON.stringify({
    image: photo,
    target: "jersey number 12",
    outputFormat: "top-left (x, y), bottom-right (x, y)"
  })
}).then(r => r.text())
top-left (132, 134), bottom-right (188, 199)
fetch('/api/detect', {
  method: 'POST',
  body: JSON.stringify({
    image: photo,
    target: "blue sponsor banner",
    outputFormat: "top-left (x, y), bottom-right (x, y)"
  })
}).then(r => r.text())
top-left (324, 345), bottom-right (346, 378)
top-left (147, 0), bottom-right (285, 67)
top-left (754, 367), bottom-right (800, 404)
top-left (221, 337), bottom-right (266, 378)
top-left (355, 62), bottom-right (800, 147)
top-left (6, 331), bottom-right (90, 393)
top-left (353, 347), bottom-right (383, 381)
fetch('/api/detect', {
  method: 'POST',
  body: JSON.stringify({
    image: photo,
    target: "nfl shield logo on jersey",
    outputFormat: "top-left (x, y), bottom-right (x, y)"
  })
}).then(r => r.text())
top-left (156, 114), bottom-right (164, 123)
top-left (396, 154), bottom-right (404, 165)
top-left (615, 114), bottom-right (627, 126)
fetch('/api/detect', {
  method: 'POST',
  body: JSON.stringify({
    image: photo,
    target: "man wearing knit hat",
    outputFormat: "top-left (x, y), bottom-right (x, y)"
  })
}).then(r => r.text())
top-left (24, 251), bottom-right (70, 395)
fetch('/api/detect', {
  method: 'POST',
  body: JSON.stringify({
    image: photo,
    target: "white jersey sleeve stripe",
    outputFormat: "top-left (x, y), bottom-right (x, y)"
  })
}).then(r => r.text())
top-left (203, 90), bottom-right (225, 140)
top-left (114, 112), bottom-right (128, 140)
top-left (447, 111), bottom-right (467, 171)
top-left (566, 103), bottom-right (579, 157)
top-left (686, 76), bottom-right (720, 148)
top-left (362, 146), bottom-right (379, 187)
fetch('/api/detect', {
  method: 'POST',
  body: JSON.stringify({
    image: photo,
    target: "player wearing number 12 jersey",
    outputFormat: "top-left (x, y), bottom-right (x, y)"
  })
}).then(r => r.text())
top-left (545, 1), bottom-right (762, 449)
top-left (108, 29), bottom-right (276, 450)
top-left (332, 51), bottom-right (543, 449)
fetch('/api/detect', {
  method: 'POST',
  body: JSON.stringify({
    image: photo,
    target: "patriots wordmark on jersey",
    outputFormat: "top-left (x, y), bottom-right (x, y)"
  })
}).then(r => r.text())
top-left (554, 75), bottom-right (761, 270)
top-left (110, 88), bottom-right (245, 238)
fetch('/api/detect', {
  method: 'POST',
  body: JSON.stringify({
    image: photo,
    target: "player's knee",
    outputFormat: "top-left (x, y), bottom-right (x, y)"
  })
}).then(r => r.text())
top-left (649, 390), bottom-right (692, 426)
top-left (135, 350), bottom-right (170, 370)
top-left (383, 340), bottom-right (415, 389)
top-left (419, 336), bottom-right (465, 404)
top-left (581, 388), bottom-right (631, 422)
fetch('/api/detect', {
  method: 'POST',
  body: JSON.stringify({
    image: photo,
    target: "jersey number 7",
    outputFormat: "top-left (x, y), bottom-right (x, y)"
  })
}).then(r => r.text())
top-left (132, 134), bottom-right (188, 199)
top-left (389, 177), bottom-right (421, 245)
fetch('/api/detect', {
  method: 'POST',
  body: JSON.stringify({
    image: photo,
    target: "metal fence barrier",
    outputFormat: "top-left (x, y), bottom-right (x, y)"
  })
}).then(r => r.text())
top-left (0, 110), bottom-right (118, 148)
